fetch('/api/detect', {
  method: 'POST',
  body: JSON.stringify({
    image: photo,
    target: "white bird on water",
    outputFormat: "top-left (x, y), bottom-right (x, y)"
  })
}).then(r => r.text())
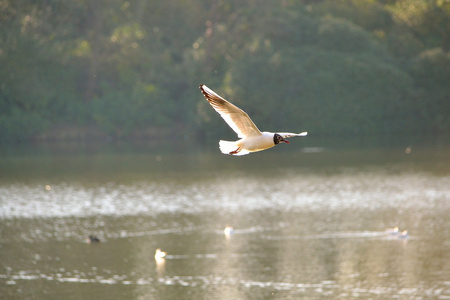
top-left (224, 225), bottom-right (234, 237)
top-left (154, 248), bottom-right (166, 260)
top-left (199, 84), bottom-right (307, 156)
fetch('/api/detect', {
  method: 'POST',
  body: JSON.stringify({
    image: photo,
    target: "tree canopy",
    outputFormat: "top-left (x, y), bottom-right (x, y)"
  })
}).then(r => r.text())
top-left (1, 0), bottom-right (449, 142)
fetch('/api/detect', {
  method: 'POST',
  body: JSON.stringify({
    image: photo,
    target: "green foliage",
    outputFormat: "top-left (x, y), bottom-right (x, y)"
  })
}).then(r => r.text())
top-left (227, 45), bottom-right (413, 136)
top-left (0, 0), bottom-right (449, 142)
top-left (0, 26), bottom-right (78, 141)
top-left (408, 48), bottom-right (450, 132)
top-left (312, 0), bottom-right (393, 32)
top-left (90, 82), bottom-right (175, 138)
top-left (317, 17), bottom-right (385, 55)
top-left (0, 108), bottom-right (50, 142)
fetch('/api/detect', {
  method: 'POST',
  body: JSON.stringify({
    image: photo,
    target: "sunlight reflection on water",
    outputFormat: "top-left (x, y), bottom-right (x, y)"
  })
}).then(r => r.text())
top-left (1, 168), bottom-right (447, 218)
top-left (1, 145), bottom-right (449, 299)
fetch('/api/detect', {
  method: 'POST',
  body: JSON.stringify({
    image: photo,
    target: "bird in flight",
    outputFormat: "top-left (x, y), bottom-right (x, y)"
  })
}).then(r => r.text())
top-left (199, 84), bottom-right (307, 156)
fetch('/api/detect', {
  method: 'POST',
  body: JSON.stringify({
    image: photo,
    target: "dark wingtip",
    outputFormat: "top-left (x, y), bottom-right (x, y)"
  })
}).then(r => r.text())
top-left (199, 84), bottom-right (208, 99)
top-left (199, 84), bottom-right (204, 89)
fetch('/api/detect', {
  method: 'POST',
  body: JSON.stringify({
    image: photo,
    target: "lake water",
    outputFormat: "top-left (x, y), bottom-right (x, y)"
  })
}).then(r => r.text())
top-left (1, 138), bottom-right (449, 299)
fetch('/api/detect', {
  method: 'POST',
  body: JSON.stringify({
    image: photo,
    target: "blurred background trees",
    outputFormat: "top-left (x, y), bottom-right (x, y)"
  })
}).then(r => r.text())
top-left (0, 0), bottom-right (449, 142)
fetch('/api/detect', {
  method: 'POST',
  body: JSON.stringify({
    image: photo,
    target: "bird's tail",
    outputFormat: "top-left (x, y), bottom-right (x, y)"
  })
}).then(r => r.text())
top-left (219, 140), bottom-right (249, 156)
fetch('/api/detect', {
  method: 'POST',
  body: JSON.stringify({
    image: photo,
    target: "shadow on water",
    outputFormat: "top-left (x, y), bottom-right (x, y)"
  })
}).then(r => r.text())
top-left (0, 135), bottom-right (449, 299)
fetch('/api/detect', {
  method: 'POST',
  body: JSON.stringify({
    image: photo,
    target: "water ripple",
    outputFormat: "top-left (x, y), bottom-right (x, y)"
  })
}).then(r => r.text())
top-left (2, 269), bottom-right (449, 298)
top-left (1, 169), bottom-right (448, 219)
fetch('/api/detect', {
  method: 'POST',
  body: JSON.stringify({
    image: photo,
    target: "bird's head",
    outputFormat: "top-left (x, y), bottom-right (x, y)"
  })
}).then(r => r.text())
top-left (274, 133), bottom-right (290, 145)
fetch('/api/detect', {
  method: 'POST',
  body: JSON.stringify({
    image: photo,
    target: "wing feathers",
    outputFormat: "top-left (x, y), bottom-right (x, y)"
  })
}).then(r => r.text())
top-left (279, 132), bottom-right (308, 138)
top-left (199, 84), bottom-right (261, 138)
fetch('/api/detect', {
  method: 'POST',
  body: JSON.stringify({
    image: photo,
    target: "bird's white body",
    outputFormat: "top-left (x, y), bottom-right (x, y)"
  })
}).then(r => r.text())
top-left (154, 248), bottom-right (166, 260)
top-left (199, 84), bottom-right (307, 156)
top-left (220, 132), bottom-right (278, 156)
top-left (224, 225), bottom-right (234, 236)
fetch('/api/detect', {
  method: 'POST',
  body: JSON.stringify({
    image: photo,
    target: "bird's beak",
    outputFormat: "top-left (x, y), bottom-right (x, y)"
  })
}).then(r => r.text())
top-left (282, 138), bottom-right (290, 144)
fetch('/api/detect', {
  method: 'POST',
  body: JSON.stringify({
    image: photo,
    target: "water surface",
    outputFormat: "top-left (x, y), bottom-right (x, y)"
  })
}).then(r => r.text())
top-left (1, 140), bottom-right (449, 299)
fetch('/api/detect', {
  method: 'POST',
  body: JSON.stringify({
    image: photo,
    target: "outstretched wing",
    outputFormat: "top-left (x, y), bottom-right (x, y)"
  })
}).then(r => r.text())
top-left (278, 132), bottom-right (308, 138)
top-left (199, 84), bottom-right (262, 138)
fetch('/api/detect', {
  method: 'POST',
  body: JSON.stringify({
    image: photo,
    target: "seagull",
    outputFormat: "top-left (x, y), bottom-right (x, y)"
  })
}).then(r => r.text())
top-left (224, 225), bottom-right (234, 237)
top-left (385, 227), bottom-right (399, 235)
top-left (398, 230), bottom-right (409, 240)
top-left (154, 248), bottom-right (166, 260)
top-left (199, 84), bottom-right (307, 155)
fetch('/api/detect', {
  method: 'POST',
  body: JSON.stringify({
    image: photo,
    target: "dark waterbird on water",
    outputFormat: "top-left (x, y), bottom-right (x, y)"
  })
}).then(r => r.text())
top-left (199, 84), bottom-right (307, 156)
top-left (87, 235), bottom-right (100, 243)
